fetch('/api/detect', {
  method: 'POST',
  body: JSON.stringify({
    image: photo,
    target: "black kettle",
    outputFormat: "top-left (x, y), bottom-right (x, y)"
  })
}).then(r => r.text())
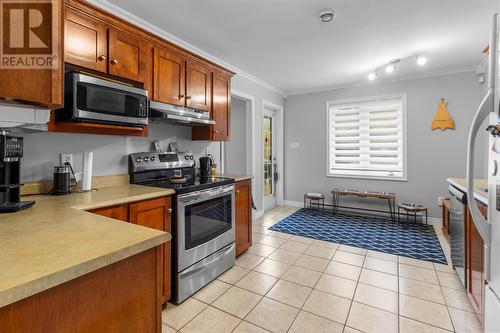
top-left (199, 155), bottom-right (213, 178)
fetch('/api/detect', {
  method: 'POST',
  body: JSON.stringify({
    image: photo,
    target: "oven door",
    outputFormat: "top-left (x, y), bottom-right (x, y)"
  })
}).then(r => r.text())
top-left (71, 73), bottom-right (148, 125)
top-left (177, 184), bottom-right (235, 272)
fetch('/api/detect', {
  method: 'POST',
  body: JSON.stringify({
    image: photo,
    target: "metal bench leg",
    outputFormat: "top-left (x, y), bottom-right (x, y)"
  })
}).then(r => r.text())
top-left (426, 210), bottom-right (428, 225)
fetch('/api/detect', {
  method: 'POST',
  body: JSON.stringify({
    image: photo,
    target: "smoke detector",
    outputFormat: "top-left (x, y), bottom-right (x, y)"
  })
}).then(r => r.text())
top-left (319, 10), bottom-right (336, 23)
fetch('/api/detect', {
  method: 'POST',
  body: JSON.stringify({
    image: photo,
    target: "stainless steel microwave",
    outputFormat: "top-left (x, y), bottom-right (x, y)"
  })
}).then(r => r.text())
top-left (56, 72), bottom-right (149, 126)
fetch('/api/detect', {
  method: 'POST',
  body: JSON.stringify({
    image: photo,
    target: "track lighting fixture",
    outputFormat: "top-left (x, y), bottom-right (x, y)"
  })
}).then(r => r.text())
top-left (367, 55), bottom-right (426, 81)
top-left (416, 55), bottom-right (427, 66)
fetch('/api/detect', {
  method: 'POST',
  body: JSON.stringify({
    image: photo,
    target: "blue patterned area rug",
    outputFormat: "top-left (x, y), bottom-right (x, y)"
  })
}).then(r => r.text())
top-left (269, 208), bottom-right (447, 264)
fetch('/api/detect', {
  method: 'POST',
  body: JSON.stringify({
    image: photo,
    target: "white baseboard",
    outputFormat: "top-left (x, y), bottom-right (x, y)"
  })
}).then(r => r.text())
top-left (282, 200), bottom-right (442, 226)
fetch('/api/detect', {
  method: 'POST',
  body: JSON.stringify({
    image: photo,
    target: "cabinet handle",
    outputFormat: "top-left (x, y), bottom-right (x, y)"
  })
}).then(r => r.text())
top-left (168, 208), bottom-right (172, 214)
top-left (236, 190), bottom-right (240, 194)
top-left (213, 129), bottom-right (219, 134)
top-left (110, 59), bottom-right (119, 65)
top-left (185, 96), bottom-right (192, 100)
top-left (178, 94), bottom-right (185, 99)
top-left (98, 55), bottom-right (106, 61)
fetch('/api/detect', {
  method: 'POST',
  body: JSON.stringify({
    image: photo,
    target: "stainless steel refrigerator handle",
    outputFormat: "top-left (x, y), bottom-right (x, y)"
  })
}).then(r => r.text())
top-left (466, 14), bottom-right (497, 282)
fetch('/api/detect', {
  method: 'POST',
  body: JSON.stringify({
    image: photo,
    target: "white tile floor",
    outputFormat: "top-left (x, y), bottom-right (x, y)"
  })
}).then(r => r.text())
top-left (162, 206), bottom-right (482, 333)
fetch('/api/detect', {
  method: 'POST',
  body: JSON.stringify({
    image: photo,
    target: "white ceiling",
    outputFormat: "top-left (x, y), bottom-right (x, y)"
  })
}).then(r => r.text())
top-left (105, 0), bottom-right (498, 94)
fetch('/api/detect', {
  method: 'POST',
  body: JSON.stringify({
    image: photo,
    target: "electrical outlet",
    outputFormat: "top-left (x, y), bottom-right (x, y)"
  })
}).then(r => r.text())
top-left (437, 197), bottom-right (445, 207)
top-left (60, 153), bottom-right (73, 167)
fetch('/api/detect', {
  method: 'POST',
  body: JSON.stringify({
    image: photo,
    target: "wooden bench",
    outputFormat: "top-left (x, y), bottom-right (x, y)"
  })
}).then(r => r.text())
top-left (331, 189), bottom-right (397, 221)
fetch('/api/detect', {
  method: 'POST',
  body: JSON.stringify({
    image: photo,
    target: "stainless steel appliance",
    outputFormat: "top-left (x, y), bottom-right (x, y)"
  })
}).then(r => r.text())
top-left (466, 13), bottom-right (500, 331)
top-left (449, 185), bottom-right (467, 287)
top-left (56, 72), bottom-right (149, 127)
top-left (149, 101), bottom-right (215, 126)
top-left (0, 131), bottom-right (35, 212)
top-left (129, 151), bottom-right (235, 303)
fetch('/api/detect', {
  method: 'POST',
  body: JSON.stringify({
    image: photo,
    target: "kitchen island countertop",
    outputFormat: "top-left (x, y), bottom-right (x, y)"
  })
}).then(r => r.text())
top-left (0, 184), bottom-right (175, 308)
top-left (447, 178), bottom-right (488, 206)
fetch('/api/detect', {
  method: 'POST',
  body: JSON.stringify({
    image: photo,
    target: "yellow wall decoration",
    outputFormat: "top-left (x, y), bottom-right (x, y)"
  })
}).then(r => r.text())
top-left (432, 99), bottom-right (455, 131)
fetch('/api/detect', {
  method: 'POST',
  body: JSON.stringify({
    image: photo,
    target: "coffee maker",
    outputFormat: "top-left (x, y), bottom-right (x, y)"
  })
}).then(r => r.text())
top-left (0, 131), bottom-right (35, 212)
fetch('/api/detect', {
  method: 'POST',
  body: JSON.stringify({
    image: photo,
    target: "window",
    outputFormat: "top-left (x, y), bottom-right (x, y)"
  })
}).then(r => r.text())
top-left (327, 94), bottom-right (407, 180)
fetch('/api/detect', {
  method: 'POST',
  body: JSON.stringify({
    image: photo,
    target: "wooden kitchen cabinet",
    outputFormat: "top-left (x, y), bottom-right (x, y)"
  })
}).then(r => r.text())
top-left (153, 47), bottom-right (186, 107)
top-left (152, 47), bottom-right (211, 112)
top-left (90, 204), bottom-right (128, 222)
top-left (192, 71), bottom-right (231, 141)
top-left (65, 7), bottom-right (108, 73)
top-left (129, 197), bottom-right (172, 303)
top-left (186, 61), bottom-right (212, 112)
top-left (0, 0), bottom-right (64, 108)
top-left (64, 8), bottom-right (148, 83)
top-left (235, 179), bottom-right (252, 256)
top-left (108, 28), bottom-right (148, 82)
top-left (466, 201), bottom-right (487, 326)
top-left (88, 196), bottom-right (173, 304)
top-left (0, 248), bottom-right (162, 333)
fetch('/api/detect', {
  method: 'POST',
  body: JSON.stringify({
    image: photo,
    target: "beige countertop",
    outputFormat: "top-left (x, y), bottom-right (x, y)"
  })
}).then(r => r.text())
top-left (447, 178), bottom-right (488, 205)
top-left (218, 174), bottom-right (253, 182)
top-left (0, 184), bottom-right (175, 308)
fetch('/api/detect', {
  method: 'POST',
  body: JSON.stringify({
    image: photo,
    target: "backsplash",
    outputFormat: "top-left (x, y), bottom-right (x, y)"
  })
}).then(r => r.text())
top-left (19, 122), bottom-right (221, 182)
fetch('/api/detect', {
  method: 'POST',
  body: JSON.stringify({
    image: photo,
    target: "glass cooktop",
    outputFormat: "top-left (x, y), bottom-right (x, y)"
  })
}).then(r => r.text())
top-left (141, 176), bottom-right (235, 194)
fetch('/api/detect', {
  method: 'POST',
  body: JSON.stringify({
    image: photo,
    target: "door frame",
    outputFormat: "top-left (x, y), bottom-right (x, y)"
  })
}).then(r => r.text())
top-left (262, 100), bottom-right (284, 209)
top-left (228, 89), bottom-right (257, 207)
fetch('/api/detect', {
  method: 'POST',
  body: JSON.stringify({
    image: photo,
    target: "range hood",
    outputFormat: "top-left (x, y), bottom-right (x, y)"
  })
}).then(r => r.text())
top-left (149, 101), bottom-right (215, 126)
top-left (0, 100), bottom-right (51, 132)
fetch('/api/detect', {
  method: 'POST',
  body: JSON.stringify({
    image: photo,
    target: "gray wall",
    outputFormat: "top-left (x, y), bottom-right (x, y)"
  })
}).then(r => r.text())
top-left (225, 97), bottom-right (246, 174)
top-left (230, 75), bottom-right (285, 212)
top-left (284, 71), bottom-right (485, 218)
top-left (20, 122), bottom-right (220, 181)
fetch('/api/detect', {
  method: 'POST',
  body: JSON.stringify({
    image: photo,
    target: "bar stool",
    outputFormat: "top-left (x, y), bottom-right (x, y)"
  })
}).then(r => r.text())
top-left (397, 203), bottom-right (428, 225)
top-left (304, 193), bottom-right (325, 212)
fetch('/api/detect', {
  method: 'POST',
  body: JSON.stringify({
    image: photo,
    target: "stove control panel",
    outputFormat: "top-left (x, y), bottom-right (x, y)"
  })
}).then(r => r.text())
top-left (129, 151), bottom-right (195, 172)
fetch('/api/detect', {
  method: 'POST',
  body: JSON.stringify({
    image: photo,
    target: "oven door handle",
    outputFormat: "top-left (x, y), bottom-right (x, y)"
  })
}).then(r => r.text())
top-left (179, 185), bottom-right (234, 204)
top-left (179, 243), bottom-right (235, 278)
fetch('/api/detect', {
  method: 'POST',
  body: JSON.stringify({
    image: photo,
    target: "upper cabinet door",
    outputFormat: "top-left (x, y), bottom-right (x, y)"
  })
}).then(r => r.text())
top-left (108, 29), bottom-right (147, 82)
top-left (65, 8), bottom-right (107, 73)
top-left (186, 61), bottom-right (211, 112)
top-left (153, 47), bottom-right (186, 106)
top-left (212, 72), bottom-right (231, 141)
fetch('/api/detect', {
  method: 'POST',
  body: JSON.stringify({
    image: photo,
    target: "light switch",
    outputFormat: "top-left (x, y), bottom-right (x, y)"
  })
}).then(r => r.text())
top-left (290, 142), bottom-right (301, 149)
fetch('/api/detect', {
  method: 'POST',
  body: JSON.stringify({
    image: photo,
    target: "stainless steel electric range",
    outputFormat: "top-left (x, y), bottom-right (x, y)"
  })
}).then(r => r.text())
top-left (129, 151), bottom-right (235, 304)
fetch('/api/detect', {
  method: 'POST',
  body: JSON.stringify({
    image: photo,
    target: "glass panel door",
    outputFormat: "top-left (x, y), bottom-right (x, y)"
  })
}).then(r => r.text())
top-left (263, 108), bottom-right (276, 209)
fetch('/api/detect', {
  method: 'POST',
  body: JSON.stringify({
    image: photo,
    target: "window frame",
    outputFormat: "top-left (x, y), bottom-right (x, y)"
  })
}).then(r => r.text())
top-left (325, 93), bottom-right (408, 182)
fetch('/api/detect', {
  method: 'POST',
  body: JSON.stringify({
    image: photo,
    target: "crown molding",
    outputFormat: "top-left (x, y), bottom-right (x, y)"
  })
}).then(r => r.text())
top-left (286, 65), bottom-right (478, 96)
top-left (86, 0), bottom-right (285, 97)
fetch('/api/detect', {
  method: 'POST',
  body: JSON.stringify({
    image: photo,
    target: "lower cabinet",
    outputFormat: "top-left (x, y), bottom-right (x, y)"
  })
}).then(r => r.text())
top-left (235, 179), bottom-right (252, 256)
top-left (0, 248), bottom-right (162, 333)
top-left (90, 204), bottom-right (128, 222)
top-left (466, 202), bottom-right (487, 326)
top-left (90, 196), bottom-right (172, 304)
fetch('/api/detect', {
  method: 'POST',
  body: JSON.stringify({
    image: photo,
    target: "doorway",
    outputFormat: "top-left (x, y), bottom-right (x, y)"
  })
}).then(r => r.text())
top-left (263, 107), bottom-right (277, 210)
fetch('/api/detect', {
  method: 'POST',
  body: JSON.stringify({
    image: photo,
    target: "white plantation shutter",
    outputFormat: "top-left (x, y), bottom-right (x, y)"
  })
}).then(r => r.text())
top-left (328, 95), bottom-right (406, 179)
